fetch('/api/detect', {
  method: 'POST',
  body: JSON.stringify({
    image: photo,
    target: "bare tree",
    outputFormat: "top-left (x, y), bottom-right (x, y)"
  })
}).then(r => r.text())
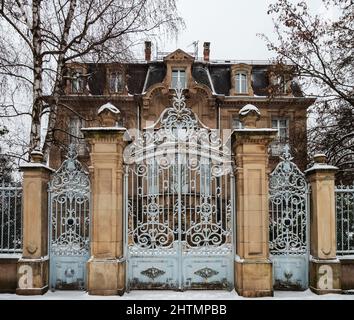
top-left (0, 0), bottom-right (184, 161)
top-left (262, 0), bottom-right (354, 182)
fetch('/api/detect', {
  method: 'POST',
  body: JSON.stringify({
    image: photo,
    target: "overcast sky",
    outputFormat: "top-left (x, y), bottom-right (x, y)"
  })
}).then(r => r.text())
top-left (152, 0), bottom-right (328, 61)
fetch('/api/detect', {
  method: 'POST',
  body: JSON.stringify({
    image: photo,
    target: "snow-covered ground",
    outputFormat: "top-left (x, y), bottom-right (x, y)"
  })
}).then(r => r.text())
top-left (0, 289), bottom-right (354, 300)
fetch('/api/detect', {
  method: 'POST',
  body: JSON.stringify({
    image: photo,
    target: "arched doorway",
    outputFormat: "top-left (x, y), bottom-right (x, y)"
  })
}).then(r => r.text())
top-left (124, 86), bottom-right (234, 290)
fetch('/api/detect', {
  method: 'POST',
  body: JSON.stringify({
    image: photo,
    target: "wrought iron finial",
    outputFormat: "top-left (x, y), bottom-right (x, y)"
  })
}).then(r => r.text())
top-left (280, 144), bottom-right (293, 162)
top-left (67, 144), bottom-right (78, 160)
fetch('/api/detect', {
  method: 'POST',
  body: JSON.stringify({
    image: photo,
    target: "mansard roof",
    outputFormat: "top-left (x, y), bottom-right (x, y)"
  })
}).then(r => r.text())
top-left (69, 50), bottom-right (304, 98)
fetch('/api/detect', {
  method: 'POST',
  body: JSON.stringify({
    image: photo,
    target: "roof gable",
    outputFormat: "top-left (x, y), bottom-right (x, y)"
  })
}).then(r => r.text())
top-left (163, 49), bottom-right (195, 62)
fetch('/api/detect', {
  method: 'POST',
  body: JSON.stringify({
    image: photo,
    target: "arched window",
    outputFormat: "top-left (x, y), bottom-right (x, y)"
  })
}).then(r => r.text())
top-left (235, 72), bottom-right (248, 94)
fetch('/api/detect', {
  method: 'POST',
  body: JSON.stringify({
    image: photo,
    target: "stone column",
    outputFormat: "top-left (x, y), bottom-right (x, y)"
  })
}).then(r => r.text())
top-left (232, 105), bottom-right (277, 297)
top-left (16, 151), bottom-right (54, 295)
top-left (82, 103), bottom-right (128, 295)
top-left (305, 154), bottom-right (341, 294)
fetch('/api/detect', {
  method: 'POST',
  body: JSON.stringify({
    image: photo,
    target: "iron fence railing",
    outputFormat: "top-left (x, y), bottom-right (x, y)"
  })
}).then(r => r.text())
top-left (336, 184), bottom-right (354, 255)
top-left (0, 180), bottom-right (22, 254)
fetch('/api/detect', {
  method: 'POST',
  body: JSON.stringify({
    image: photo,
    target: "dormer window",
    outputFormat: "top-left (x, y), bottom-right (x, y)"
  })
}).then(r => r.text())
top-left (235, 72), bottom-right (248, 94)
top-left (71, 70), bottom-right (84, 93)
top-left (109, 71), bottom-right (124, 93)
top-left (171, 69), bottom-right (186, 89)
top-left (276, 75), bottom-right (288, 94)
top-left (230, 64), bottom-right (253, 96)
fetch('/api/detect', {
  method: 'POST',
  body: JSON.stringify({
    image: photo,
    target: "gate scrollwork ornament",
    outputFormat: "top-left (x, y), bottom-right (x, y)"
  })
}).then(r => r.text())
top-left (269, 144), bottom-right (308, 255)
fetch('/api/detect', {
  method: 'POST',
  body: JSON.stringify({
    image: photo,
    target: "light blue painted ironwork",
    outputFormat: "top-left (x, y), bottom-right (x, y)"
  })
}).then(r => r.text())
top-left (0, 180), bottom-right (22, 254)
top-left (124, 82), bottom-right (234, 290)
top-left (48, 145), bottom-right (90, 290)
top-left (269, 145), bottom-right (309, 290)
top-left (335, 184), bottom-right (354, 255)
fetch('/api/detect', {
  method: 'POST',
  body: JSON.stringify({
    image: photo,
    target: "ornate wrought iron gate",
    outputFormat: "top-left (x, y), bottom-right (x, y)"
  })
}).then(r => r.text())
top-left (269, 145), bottom-right (309, 290)
top-left (48, 145), bottom-right (90, 290)
top-left (124, 87), bottom-right (234, 290)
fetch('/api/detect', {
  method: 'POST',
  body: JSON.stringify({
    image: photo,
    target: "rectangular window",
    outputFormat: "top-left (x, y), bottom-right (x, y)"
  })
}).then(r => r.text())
top-left (109, 72), bottom-right (124, 93)
top-left (69, 117), bottom-right (86, 154)
top-left (277, 75), bottom-right (287, 94)
top-left (171, 69), bottom-right (186, 89)
top-left (232, 118), bottom-right (243, 129)
top-left (271, 117), bottom-right (289, 142)
top-left (71, 70), bottom-right (84, 93)
top-left (235, 73), bottom-right (248, 94)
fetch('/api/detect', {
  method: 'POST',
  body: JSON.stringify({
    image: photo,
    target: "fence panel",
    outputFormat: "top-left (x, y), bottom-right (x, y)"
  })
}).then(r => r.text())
top-left (0, 180), bottom-right (22, 254)
top-left (336, 184), bottom-right (354, 255)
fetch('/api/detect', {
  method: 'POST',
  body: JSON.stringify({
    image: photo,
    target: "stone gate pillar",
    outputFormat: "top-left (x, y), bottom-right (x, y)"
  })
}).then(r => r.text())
top-left (16, 151), bottom-right (54, 295)
top-left (305, 154), bottom-right (341, 294)
top-left (82, 104), bottom-right (128, 295)
top-left (232, 105), bottom-right (277, 297)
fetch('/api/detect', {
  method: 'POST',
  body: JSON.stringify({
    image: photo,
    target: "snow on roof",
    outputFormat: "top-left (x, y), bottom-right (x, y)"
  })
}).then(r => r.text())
top-left (97, 102), bottom-right (120, 115)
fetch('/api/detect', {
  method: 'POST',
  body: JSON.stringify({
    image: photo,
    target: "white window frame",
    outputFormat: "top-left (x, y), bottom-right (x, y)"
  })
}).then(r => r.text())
top-left (171, 69), bottom-right (186, 89)
top-left (276, 75), bottom-right (288, 94)
top-left (68, 117), bottom-right (86, 154)
top-left (109, 71), bottom-right (123, 93)
top-left (271, 117), bottom-right (289, 143)
top-left (232, 118), bottom-right (244, 129)
top-left (71, 71), bottom-right (84, 93)
top-left (235, 72), bottom-right (248, 94)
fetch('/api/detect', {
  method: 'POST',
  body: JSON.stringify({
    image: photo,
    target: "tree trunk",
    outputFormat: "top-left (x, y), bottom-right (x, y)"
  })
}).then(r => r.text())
top-left (29, 0), bottom-right (43, 158)
top-left (42, 0), bottom-right (77, 162)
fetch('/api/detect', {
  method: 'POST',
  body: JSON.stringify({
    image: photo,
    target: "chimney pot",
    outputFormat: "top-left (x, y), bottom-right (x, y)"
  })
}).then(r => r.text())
top-left (203, 42), bottom-right (210, 61)
top-left (145, 41), bottom-right (152, 62)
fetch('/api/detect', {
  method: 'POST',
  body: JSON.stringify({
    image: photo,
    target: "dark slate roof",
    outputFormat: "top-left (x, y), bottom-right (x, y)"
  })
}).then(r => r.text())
top-left (87, 64), bottom-right (106, 95)
top-left (209, 65), bottom-right (231, 95)
top-left (192, 64), bottom-right (212, 90)
top-left (251, 66), bottom-right (269, 96)
top-left (126, 64), bottom-right (149, 94)
top-left (144, 63), bottom-right (166, 91)
top-left (82, 61), bottom-right (298, 97)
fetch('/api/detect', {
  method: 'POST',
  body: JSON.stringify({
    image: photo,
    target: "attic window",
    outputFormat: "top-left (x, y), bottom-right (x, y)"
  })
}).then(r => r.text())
top-left (71, 70), bottom-right (84, 93)
top-left (235, 72), bottom-right (248, 94)
top-left (276, 75), bottom-right (288, 94)
top-left (109, 71), bottom-right (124, 93)
top-left (171, 69), bottom-right (186, 89)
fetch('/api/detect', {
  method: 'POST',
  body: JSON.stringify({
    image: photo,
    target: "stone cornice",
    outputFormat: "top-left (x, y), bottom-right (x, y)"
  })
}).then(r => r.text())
top-left (221, 96), bottom-right (316, 108)
top-left (232, 128), bottom-right (277, 145)
top-left (81, 127), bottom-right (129, 143)
top-left (43, 95), bottom-right (135, 104)
top-left (20, 163), bottom-right (55, 173)
top-left (305, 163), bottom-right (338, 176)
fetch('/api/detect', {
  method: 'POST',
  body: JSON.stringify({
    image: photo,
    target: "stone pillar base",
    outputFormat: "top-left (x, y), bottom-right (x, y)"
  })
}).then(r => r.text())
top-left (309, 258), bottom-right (341, 295)
top-left (16, 257), bottom-right (49, 295)
top-left (87, 257), bottom-right (125, 296)
top-left (235, 259), bottom-right (273, 297)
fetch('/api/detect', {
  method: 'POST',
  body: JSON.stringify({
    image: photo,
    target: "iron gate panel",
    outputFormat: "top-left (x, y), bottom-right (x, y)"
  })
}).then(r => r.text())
top-left (124, 86), bottom-right (234, 290)
top-left (269, 145), bottom-right (309, 290)
top-left (48, 145), bottom-right (90, 290)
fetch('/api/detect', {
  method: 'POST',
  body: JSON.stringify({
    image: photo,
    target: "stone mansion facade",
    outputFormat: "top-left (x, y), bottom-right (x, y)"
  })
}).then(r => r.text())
top-left (1, 42), bottom-right (347, 297)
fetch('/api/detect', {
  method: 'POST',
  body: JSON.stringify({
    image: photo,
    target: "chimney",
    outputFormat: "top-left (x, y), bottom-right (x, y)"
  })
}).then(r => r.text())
top-left (203, 42), bottom-right (210, 61)
top-left (145, 41), bottom-right (152, 62)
